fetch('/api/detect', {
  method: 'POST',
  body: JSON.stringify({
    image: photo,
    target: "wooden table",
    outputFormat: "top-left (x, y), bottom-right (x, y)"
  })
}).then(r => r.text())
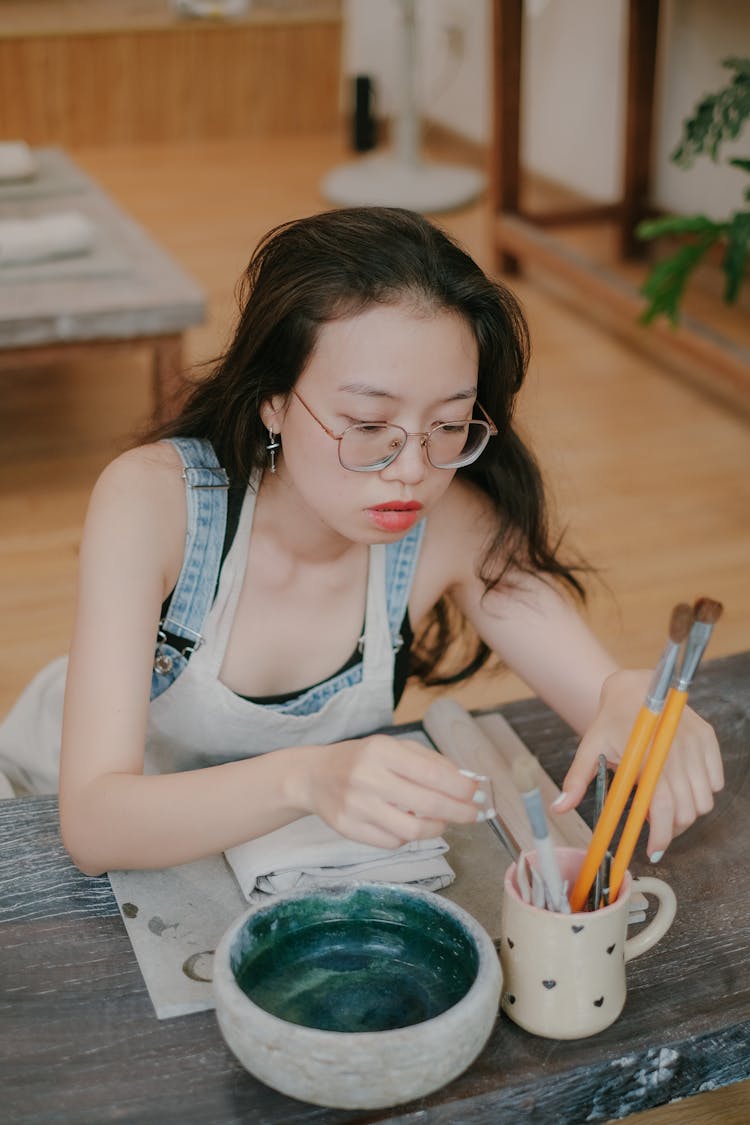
top-left (2, 651), bottom-right (749, 1124)
top-left (0, 148), bottom-right (205, 422)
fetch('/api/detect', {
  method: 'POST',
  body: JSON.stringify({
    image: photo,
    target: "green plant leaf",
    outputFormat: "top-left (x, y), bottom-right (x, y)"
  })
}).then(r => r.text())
top-left (671, 57), bottom-right (750, 166)
top-left (729, 157), bottom-right (750, 174)
top-left (636, 215), bottom-right (723, 241)
top-left (639, 233), bottom-right (721, 324)
top-left (722, 210), bottom-right (750, 302)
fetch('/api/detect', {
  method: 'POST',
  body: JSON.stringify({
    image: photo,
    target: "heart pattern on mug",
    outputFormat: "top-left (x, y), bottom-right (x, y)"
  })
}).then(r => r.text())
top-left (593, 997), bottom-right (605, 1007)
top-left (507, 938), bottom-right (515, 948)
top-left (571, 924), bottom-right (584, 933)
top-left (542, 980), bottom-right (557, 989)
top-left (606, 943), bottom-right (616, 955)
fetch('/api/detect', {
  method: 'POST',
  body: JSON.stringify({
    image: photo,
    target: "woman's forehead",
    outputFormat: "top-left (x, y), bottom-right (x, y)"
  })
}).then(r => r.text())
top-left (303, 303), bottom-right (478, 387)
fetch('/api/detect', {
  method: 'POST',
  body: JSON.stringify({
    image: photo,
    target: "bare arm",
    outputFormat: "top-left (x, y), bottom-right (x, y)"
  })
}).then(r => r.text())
top-left (59, 448), bottom-right (481, 875)
top-left (426, 481), bottom-right (723, 858)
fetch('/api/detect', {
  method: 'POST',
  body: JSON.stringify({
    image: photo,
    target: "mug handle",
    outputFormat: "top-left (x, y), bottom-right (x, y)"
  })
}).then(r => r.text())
top-left (624, 876), bottom-right (677, 963)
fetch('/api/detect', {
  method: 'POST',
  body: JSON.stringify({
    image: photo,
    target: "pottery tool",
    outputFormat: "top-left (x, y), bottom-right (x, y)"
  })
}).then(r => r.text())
top-left (588, 753), bottom-right (609, 911)
top-left (422, 701), bottom-right (647, 918)
top-left (568, 602), bottom-right (694, 912)
top-left (474, 712), bottom-right (590, 849)
top-left (608, 597), bottom-right (723, 900)
top-left (475, 712), bottom-right (648, 919)
top-left (517, 851), bottom-right (532, 904)
top-left (423, 699), bottom-right (528, 859)
top-left (458, 768), bottom-right (520, 859)
top-left (512, 758), bottom-right (569, 913)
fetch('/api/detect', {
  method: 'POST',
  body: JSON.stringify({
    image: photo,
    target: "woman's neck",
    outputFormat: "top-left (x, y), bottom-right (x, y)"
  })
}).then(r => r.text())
top-left (254, 467), bottom-right (360, 567)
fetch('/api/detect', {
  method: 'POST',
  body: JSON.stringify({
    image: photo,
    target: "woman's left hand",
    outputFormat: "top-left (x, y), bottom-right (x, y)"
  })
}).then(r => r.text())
top-left (550, 669), bottom-right (724, 860)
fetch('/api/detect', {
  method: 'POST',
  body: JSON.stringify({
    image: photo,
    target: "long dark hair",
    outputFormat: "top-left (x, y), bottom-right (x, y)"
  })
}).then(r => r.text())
top-left (145, 207), bottom-right (585, 684)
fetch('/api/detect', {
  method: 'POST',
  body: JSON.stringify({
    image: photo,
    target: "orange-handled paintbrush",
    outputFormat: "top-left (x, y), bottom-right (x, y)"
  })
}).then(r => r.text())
top-left (608, 597), bottom-right (723, 900)
top-left (568, 603), bottom-right (693, 912)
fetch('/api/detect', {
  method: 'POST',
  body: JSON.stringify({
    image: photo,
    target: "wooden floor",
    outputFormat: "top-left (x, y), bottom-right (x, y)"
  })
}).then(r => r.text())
top-left (1, 132), bottom-right (748, 1123)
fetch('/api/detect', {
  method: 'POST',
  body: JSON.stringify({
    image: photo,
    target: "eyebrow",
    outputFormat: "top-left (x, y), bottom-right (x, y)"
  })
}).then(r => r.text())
top-left (336, 381), bottom-right (477, 403)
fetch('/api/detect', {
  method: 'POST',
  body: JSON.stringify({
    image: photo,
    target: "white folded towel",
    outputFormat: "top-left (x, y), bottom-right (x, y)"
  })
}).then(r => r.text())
top-left (0, 141), bottom-right (37, 182)
top-left (0, 211), bottom-right (94, 267)
top-left (225, 814), bottom-right (455, 901)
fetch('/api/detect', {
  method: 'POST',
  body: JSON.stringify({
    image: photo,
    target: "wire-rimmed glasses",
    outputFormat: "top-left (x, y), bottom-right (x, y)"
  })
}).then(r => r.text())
top-left (292, 390), bottom-right (497, 472)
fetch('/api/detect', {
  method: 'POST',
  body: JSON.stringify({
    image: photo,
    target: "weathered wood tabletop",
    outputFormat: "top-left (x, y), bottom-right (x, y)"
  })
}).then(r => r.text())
top-left (0, 147), bottom-right (205, 419)
top-left (1, 652), bottom-right (748, 1124)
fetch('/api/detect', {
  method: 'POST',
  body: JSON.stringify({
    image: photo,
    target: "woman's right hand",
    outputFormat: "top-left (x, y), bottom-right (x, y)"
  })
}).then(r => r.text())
top-left (301, 735), bottom-right (488, 850)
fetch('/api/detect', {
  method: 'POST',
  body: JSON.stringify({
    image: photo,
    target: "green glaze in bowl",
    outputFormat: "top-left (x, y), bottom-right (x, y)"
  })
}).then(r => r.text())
top-left (213, 882), bottom-right (502, 1109)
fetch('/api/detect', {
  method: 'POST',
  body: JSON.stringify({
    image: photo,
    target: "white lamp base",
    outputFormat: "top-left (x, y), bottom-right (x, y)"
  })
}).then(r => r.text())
top-left (321, 152), bottom-right (485, 214)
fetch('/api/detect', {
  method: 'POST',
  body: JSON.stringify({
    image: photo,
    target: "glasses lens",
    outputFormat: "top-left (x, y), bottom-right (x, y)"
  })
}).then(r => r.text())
top-left (339, 423), bottom-right (406, 471)
top-left (427, 421), bottom-right (490, 468)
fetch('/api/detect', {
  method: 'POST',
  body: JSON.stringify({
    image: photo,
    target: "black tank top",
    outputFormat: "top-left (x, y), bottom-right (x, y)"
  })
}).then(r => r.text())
top-left (160, 483), bottom-right (414, 707)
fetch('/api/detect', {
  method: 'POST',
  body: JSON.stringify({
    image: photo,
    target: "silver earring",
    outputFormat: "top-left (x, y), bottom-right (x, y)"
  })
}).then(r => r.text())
top-left (266, 427), bottom-right (280, 474)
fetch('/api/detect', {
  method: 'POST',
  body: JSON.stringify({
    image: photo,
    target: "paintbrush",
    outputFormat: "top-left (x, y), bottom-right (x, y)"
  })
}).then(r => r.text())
top-left (568, 602), bottom-right (694, 912)
top-left (608, 597), bottom-right (723, 899)
top-left (512, 757), bottom-right (569, 913)
top-left (588, 753), bottom-right (609, 911)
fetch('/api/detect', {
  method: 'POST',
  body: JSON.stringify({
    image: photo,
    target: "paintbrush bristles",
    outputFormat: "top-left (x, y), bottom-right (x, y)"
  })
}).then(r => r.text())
top-left (669, 603), bottom-right (694, 644)
top-left (693, 597), bottom-right (724, 626)
top-left (512, 756), bottom-right (538, 795)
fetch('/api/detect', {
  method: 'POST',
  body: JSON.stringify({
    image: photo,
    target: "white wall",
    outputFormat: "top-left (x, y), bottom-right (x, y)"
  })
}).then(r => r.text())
top-left (521, 0), bottom-right (627, 202)
top-left (343, 0), bottom-right (749, 217)
top-left (654, 0), bottom-right (750, 220)
top-left (342, 0), bottom-right (491, 143)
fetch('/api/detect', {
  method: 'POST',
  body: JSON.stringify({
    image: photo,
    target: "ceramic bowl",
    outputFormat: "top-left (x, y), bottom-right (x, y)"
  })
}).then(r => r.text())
top-left (212, 882), bottom-right (502, 1109)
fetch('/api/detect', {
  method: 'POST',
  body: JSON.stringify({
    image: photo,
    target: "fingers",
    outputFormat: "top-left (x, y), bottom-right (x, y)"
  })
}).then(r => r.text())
top-left (315, 735), bottom-right (484, 849)
top-left (561, 701), bottom-right (722, 862)
top-left (646, 728), bottom-right (720, 859)
top-left (552, 725), bottom-right (607, 814)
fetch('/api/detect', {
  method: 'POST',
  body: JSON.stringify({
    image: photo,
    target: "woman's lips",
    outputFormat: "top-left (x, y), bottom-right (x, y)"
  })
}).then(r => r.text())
top-left (365, 501), bottom-right (423, 532)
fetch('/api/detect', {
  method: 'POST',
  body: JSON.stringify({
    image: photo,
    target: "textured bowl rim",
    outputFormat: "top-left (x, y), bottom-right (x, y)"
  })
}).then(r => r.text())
top-left (212, 880), bottom-right (502, 1043)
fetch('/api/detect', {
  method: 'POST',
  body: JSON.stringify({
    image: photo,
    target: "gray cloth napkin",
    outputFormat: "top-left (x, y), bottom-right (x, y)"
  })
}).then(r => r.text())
top-left (0, 211), bottom-right (94, 266)
top-left (224, 814), bottom-right (455, 900)
top-left (0, 141), bottom-right (37, 181)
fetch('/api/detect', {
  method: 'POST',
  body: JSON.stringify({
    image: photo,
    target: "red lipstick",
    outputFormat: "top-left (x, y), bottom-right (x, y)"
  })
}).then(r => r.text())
top-left (366, 501), bottom-right (423, 533)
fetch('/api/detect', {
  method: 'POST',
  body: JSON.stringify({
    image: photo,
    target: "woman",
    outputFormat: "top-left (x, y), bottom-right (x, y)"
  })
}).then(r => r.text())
top-left (0, 207), bottom-right (722, 875)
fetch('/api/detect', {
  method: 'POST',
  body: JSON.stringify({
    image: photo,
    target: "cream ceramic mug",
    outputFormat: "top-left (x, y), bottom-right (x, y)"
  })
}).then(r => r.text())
top-left (499, 846), bottom-right (676, 1039)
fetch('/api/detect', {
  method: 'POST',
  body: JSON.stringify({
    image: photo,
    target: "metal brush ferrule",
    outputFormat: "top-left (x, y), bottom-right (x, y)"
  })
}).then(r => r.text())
top-left (645, 641), bottom-right (680, 710)
top-left (676, 622), bottom-right (713, 691)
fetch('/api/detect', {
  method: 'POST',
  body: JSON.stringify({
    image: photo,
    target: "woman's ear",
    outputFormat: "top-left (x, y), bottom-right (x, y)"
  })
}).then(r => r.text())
top-left (259, 395), bottom-right (287, 433)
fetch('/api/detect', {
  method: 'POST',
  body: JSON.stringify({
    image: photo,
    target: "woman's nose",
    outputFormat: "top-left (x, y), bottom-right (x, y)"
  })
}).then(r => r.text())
top-left (379, 433), bottom-right (429, 484)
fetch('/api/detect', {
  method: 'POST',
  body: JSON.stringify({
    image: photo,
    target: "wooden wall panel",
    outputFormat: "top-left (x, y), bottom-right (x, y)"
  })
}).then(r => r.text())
top-left (0, 22), bottom-right (342, 145)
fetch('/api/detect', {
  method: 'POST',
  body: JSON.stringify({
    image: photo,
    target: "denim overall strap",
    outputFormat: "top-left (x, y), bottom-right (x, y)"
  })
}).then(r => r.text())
top-left (384, 519), bottom-right (426, 649)
top-left (151, 437), bottom-right (229, 700)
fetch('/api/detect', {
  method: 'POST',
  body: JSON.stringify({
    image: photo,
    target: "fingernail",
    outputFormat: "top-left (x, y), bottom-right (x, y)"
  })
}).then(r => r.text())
top-left (550, 793), bottom-right (567, 809)
top-left (476, 806), bottom-right (497, 823)
top-left (459, 769), bottom-right (487, 781)
top-left (649, 850), bottom-right (664, 864)
top-left (472, 788), bottom-right (488, 805)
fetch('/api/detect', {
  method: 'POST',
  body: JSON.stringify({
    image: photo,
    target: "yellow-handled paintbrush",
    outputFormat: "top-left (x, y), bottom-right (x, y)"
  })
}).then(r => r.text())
top-left (608, 597), bottom-right (723, 900)
top-left (568, 603), bottom-right (694, 913)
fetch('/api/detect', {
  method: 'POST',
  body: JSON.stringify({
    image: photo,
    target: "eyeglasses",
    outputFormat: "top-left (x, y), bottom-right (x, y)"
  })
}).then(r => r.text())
top-left (292, 390), bottom-right (497, 472)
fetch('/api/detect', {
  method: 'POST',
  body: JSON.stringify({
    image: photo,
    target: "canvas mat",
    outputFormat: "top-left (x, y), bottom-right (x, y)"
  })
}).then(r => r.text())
top-left (108, 731), bottom-right (513, 1020)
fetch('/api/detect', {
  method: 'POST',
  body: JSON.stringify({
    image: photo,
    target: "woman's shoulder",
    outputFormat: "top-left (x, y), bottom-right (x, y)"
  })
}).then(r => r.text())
top-left (83, 441), bottom-right (188, 588)
top-left (427, 475), bottom-right (497, 542)
top-left (411, 477), bottom-right (498, 614)
top-left (91, 440), bottom-right (185, 505)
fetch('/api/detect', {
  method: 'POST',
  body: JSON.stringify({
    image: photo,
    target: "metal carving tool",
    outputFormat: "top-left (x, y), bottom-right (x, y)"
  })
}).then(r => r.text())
top-left (589, 753), bottom-right (609, 911)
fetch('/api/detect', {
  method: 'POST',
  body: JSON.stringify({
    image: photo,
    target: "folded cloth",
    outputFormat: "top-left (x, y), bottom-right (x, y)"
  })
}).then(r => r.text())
top-left (225, 814), bottom-right (455, 900)
top-left (0, 141), bottom-right (37, 182)
top-left (0, 211), bottom-right (94, 267)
